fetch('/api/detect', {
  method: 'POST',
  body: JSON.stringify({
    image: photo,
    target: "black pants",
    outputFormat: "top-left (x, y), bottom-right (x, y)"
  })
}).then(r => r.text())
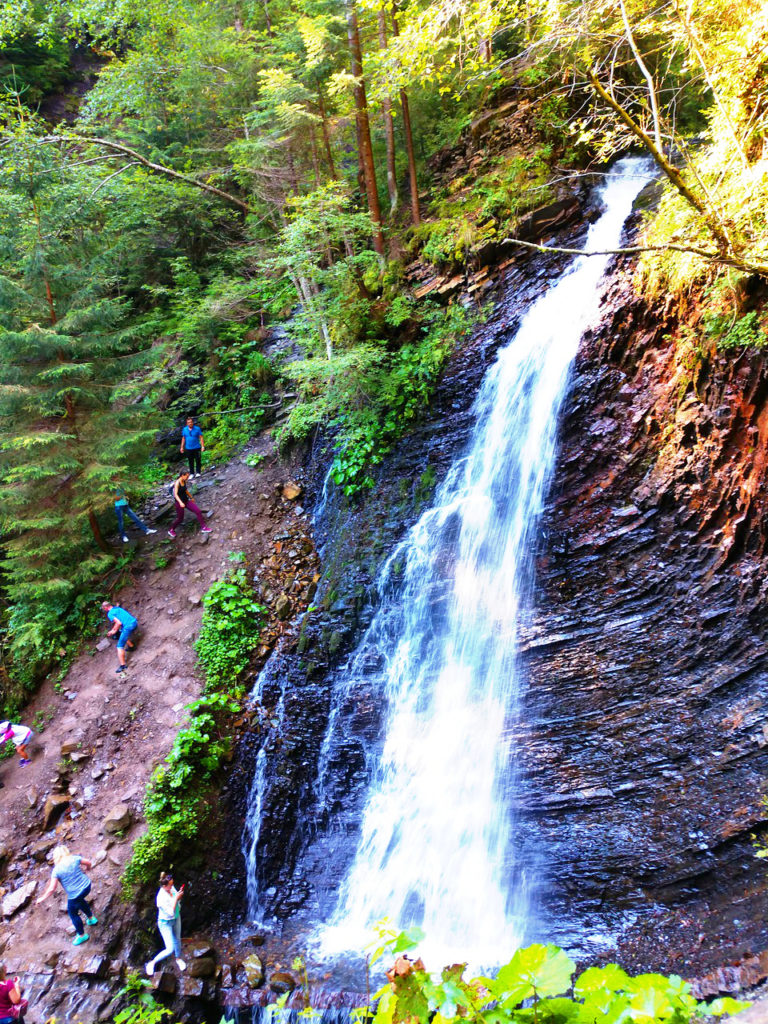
top-left (186, 449), bottom-right (202, 474)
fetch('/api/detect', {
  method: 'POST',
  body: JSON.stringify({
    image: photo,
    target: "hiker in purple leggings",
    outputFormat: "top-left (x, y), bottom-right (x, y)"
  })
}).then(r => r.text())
top-left (169, 471), bottom-right (211, 539)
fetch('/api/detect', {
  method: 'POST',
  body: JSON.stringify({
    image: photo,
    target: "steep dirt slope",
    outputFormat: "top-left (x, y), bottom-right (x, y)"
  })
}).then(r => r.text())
top-left (0, 433), bottom-right (308, 1016)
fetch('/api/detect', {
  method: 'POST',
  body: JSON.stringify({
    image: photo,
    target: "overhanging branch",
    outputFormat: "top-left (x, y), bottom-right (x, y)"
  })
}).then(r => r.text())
top-left (498, 235), bottom-right (768, 274)
top-left (40, 133), bottom-right (252, 215)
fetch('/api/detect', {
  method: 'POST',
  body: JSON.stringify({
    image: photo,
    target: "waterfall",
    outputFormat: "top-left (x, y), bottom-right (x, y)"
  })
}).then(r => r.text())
top-left (312, 158), bottom-right (655, 969)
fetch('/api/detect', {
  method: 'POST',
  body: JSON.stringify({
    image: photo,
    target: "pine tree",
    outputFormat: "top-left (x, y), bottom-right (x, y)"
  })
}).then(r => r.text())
top-left (0, 109), bottom-right (158, 672)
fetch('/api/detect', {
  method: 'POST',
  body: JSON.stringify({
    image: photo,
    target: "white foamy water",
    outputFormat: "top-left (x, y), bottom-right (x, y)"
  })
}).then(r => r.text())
top-left (314, 159), bottom-right (654, 969)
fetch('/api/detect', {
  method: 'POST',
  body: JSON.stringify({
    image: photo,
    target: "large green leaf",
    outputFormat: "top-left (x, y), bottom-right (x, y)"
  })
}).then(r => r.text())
top-left (494, 944), bottom-right (575, 1006)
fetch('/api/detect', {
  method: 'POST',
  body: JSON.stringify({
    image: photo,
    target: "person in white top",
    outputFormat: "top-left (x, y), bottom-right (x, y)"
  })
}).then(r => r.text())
top-left (145, 871), bottom-right (186, 975)
top-left (0, 722), bottom-right (33, 765)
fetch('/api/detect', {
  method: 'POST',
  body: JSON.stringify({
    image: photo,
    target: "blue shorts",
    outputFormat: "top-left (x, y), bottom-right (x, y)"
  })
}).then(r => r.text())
top-left (116, 623), bottom-right (137, 649)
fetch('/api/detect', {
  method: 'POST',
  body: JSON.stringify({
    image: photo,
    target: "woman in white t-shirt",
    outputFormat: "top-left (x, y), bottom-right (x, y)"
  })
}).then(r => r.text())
top-left (146, 872), bottom-right (186, 975)
top-left (0, 722), bottom-right (33, 765)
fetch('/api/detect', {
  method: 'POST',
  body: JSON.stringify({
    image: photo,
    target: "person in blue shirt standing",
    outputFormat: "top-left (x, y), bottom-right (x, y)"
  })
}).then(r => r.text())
top-left (101, 601), bottom-right (138, 673)
top-left (180, 416), bottom-right (204, 477)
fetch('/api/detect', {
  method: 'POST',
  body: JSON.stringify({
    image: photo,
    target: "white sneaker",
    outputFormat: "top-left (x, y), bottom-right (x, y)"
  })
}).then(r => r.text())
top-left (122, 536), bottom-right (129, 543)
top-left (146, 961), bottom-right (154, 976)
top-left (146, 528), bottom-right (157, 534)
top-left (176, 958), bottom-right (187, 971)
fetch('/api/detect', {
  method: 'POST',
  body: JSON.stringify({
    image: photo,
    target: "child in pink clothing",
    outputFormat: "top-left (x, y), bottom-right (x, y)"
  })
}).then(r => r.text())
top-left (0, 722), bottom-right (33, 765)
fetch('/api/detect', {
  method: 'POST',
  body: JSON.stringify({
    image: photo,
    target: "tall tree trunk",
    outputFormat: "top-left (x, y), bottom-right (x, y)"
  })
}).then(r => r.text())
top-left (391, 10), bottom-right (421, 226)
top-left (378, 10), bottom-right (400, 217)
top-left (317, 89), bottom-right (338, 179)
top-left (88, 508), bottom-right (111, 554)
top-left (310, 129), bottom-right (323, 188)
top-left (346, 0), bottom-right (385, 255)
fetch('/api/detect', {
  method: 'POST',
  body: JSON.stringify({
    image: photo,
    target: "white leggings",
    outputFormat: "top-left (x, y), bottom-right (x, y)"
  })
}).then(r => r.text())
top-left (148, 915), bottom-right (181, 970)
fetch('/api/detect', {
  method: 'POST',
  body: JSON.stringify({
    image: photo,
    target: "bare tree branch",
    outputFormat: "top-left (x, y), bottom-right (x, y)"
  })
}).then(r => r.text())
top-left (39, 133), bottom-right (252, 215)
top-left (497, 235), bottom-right (768, 274)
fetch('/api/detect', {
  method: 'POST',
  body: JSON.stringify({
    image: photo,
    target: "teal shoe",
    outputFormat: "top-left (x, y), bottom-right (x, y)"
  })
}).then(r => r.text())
top-left (86, 916), bottom-right (98, 926)
top-left (73, 933), bottom-right (89, 946)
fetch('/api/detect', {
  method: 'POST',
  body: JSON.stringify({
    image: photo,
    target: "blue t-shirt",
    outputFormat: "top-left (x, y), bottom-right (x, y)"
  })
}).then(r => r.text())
top-left (182, 425), bottom-right (202, 450)
top-left (53, 855), bottom-right (90, 898)
top-left (108, 607), bottom-right (137, 630)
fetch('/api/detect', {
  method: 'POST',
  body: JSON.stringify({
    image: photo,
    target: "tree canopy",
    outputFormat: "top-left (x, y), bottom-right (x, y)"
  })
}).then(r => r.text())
top-left (0, 0), bottom-right (766, 698)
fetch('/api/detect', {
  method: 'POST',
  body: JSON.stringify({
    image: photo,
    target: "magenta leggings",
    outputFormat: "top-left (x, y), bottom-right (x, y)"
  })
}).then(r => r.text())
top-left (171, 499), bottom-right (205, 530)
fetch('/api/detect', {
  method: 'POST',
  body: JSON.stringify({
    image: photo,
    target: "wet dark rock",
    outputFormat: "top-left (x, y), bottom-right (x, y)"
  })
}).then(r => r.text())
top-left (152, 970), bottom-right (177, 994)
top-left (269, 971), bottom-right (296, 994)
top-left (243, 953), bottom-right (264, 988)
top-left (186, 939), bottom-right (215, 960)
top-left (78, 956), bottom-right (108, 978)
top-left (186, 957), bottom-right (216, 978)
top-left (180, 976), bottom-right (206, 998)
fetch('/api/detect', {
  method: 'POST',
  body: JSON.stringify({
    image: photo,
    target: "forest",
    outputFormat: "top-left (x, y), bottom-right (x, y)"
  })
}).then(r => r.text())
top-left (0, 0), bottom-right (764, 707)
top-left (1, 1), bottom-right (768, 1020)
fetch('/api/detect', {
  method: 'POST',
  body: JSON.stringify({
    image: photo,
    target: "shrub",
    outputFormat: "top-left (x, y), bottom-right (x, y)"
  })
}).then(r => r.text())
top-left (362, 925), bottom-right (749, 1024)
top-left (122, 692), bottom-right (240, 891)
top-left (195, 566), bottom-right (267, 691)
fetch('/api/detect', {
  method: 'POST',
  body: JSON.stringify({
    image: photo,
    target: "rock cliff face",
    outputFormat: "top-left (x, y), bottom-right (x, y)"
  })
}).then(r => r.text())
top-left (524, 255), bottom-right (768, 976)
top-left (232, 219), bottom-right (768, 990)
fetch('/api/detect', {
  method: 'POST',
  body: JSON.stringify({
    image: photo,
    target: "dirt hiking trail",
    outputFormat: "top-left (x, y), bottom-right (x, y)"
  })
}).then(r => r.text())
top-left (0, 434), bottom-right (310, 981)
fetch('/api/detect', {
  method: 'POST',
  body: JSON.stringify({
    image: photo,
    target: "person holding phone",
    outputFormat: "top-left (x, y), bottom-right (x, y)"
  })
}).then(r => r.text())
top-left (146, 871), bottom-right (186, 975)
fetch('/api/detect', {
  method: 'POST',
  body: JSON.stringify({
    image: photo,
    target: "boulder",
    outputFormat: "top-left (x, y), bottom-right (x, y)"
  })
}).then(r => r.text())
top-left (187, 957), bottom-right (216, 979)
top-left (29, 838), bottom-right (56, 862)
top-left (152, 970), bottom-right (177, 995)
top-left (180, 976), bottom-right (205, 998)
top-left (2, 880), bottom-right (37, 919)
top-left (242, 953), bottom-right (264, 988)
top-left (79, 955), bottom-right (108, 978)
top-left (42, 793), bottom-right (70, 830)
top-left (70, 751), bottom-right (90, 764)
top-left (282, 482), bottom-right (303, 500)
top-left (26, 788), bottom-right (38, 809)
top-left (186, 939), bottom-right (215, 960)
top-left (269, 970), bottom-right (296, 995)
top-left (275, 594), bottom-right (292, 620)
top-left (103, 803), bottom-right (131, 834)
top-left (95, 638), bottom-right (111, 652)
top-left (188, 594), bottom-right (202, 607)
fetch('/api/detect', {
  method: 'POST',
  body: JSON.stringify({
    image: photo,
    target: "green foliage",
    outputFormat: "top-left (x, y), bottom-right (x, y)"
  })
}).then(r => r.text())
top-left (328, 304), bottom-right (472, 495)
top-left (123, 565), bottom-right (262, 890)
top-left (706, 310), bottom-right (767, 351)
top-left (360, 925), bottom-right (750, 1024)
top-left (195, 565), bottom-right (267, 691)
top-left (122, 691), bottom-right (240, 891)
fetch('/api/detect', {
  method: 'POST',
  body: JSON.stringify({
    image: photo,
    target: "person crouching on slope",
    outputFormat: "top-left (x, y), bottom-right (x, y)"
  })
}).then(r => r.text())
top-left (101, 601), bottom-right (138, 673)
top-left (0, 721), bottom-right (34, 766)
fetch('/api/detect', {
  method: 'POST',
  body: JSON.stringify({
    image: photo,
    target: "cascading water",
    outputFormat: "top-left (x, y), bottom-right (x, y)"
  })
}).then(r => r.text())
top-left (310, 157), bottom-right (655, 968)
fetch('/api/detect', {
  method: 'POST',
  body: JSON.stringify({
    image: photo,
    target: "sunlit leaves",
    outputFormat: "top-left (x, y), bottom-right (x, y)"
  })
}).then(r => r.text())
top-left (360, 926), bottom-right (750, 1024)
